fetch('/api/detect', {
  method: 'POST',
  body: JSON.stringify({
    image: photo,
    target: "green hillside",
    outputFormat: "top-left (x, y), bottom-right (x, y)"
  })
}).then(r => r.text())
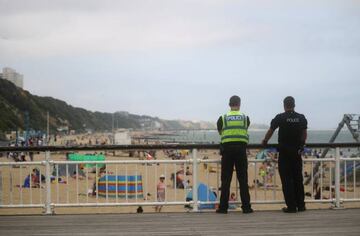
top-left (0, 78), bottom-right (215, 133)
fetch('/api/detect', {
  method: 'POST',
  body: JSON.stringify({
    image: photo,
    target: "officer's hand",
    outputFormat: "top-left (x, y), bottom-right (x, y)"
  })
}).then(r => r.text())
top-left (298, 146), bottom-right (305, 155)
top-left (261, 139), bottom-right (268, 146)
top-left (219, 144), bottom-right (224, 156)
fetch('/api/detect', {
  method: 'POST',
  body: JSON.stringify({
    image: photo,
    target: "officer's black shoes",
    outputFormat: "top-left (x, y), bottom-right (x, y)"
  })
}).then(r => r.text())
top-left (242, 208), bottom-right (254, 214)
top-left (216, 208), bottom-right (228, 214)
top-left (216, 208), bottom-right (254, 214)
top-left (282, 207), bottom-right (297, 213)
top-left (297, 206), bottom-right (306, 212)
top-left (282, 206), bottom-right (306, 213)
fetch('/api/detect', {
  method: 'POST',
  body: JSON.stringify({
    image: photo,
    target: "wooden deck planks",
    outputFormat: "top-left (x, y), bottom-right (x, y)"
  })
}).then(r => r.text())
top-left (0, 209), bottom-right (360, 236)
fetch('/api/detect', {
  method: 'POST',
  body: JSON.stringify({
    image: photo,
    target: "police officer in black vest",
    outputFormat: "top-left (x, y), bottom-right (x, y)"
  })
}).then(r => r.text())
top-left (262, 96), bottom-right (307, 213)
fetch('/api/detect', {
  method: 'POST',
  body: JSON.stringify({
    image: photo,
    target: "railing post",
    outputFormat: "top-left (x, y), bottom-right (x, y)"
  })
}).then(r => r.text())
top-left (334, 147), bottom-right (341, 209)
top-left (44, 151), bottom-right (53, 215)
top-left (0, 169), bottom-right (2, 205)
top-left (192, 148), bottom-right (199, 212)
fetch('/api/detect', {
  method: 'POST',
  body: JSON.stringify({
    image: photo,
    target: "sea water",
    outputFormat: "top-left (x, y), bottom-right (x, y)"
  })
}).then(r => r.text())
top-left (162, 129), bottom-right (357, 144)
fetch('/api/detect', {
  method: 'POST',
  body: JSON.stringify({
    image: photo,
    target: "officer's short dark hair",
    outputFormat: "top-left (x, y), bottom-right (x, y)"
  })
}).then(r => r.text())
top-left (229, 95), bottom-right (241, 106)
top-left (283, 96), bottom-right (295, 109)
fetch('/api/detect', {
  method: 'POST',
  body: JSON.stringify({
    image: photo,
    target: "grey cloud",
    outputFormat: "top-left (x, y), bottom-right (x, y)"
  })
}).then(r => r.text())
top-left (0, 0), bottom-right (359, 129)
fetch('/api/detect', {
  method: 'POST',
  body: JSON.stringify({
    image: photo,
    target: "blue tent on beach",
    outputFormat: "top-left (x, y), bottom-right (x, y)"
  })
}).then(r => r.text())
top-left (186, 183), bottom-right (217, 209)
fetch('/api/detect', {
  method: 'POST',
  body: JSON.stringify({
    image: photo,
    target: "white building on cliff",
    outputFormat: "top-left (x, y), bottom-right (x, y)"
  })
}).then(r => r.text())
top-left (0, 67), bottom-right (24, 88)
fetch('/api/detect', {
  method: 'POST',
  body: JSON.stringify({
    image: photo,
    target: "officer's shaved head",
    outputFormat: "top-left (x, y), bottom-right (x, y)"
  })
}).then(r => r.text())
top-left (283, 96), bottom-right (295, 109)
top-left (229, 95), bottom-right (241, 106)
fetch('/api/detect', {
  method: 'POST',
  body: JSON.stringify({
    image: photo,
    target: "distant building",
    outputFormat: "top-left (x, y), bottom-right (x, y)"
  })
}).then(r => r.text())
top-left (152, 121), bottom-right (162, 129)
top-left (1, 67), bottom-right (24, 88)
top-left (116, 111), bottom-right (129, 117)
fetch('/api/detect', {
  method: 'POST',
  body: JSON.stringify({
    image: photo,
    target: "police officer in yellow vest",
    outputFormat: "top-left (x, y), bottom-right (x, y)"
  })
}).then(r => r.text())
top-left (216, 95), bottom-right (253, 214)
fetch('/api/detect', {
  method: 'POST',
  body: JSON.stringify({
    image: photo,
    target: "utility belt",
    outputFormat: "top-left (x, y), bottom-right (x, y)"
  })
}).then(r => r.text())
top-left (220, 142), bottom-right (247, 155)
top-left (277, 144), bottom-right (304, 157)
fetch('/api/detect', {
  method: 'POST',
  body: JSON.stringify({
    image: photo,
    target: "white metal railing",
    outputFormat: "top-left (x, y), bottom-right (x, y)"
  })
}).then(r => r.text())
top-left (0, 146), bottom-right (359, 214)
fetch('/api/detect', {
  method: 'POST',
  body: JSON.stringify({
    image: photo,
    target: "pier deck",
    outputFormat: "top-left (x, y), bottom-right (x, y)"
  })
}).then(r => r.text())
top-left (1, 208), bottom-right (360, 235)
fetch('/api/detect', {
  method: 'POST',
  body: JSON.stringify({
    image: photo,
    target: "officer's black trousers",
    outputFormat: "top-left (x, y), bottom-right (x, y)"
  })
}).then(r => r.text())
top-left (219, 144), bottom-right (251, 210)
top-left (278, 147), bottom-right (305, 210)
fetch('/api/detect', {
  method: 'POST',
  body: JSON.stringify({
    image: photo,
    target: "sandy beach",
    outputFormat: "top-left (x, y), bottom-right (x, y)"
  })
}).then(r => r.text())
top-left (1, 132), bottom-right (359, 215)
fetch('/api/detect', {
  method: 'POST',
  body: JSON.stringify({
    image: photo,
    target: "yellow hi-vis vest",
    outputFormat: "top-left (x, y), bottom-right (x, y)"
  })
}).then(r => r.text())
top-left (221, 111), bottom-right (249, 144)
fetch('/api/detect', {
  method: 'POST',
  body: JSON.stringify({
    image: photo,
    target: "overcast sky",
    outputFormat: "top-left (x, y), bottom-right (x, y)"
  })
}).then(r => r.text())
top-left (0, 0), bottom-right (359, 129)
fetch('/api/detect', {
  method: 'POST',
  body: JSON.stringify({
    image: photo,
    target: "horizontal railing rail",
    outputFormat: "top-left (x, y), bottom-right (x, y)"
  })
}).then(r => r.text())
top-left (0, 142), bottom-right (359, 152)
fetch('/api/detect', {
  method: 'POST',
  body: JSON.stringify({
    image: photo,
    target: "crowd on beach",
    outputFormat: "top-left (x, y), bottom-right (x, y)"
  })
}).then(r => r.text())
top-left (5, 136), bottom-right (46, 162)
top-left (1, 130), bottom-right (359, 214)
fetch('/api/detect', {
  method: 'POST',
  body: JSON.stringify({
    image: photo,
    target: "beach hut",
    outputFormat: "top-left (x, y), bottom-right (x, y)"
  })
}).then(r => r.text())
top-left (97, 175), bottom-right (143, 199)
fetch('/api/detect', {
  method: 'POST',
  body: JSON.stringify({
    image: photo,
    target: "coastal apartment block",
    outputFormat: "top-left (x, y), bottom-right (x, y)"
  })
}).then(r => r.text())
top-left (0, 67), bottom-right (24, 88)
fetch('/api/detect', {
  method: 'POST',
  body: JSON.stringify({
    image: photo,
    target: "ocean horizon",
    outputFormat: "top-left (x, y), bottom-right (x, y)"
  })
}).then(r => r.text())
top-left (160, 129), bottom-right (358, 144)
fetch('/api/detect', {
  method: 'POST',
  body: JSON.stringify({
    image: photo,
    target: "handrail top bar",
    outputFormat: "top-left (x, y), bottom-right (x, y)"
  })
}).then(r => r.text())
top-left (1, 157), bottom-right (357, 166)
top-left (0, 161), bottom-right (43, 166)
top-left (52, 159), bottom-right (193, 164)
top-left (0, 142), bottom-right (359, 152)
